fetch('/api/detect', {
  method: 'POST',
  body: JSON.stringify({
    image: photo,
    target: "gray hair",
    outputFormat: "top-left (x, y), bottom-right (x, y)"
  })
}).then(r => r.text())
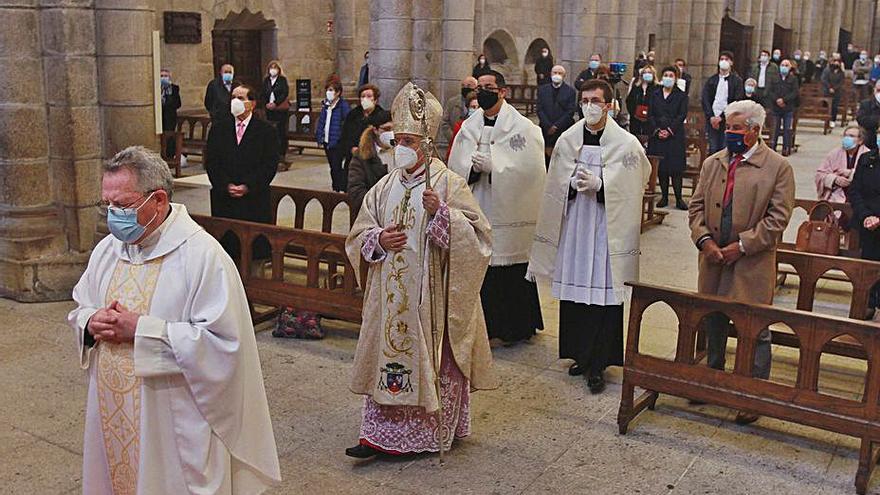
top-left (724, 99), bottom-right (766, 131)
top-left (844, 124), bottom-right (867, 141)
top-left (103, 146), bottom-right (174, 199)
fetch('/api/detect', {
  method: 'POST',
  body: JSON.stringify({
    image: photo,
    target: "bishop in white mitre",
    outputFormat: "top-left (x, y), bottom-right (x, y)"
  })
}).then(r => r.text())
top-left (68, 146), bottom-right (280, 494)
top-left (344, 82), bottom-right (497, 459)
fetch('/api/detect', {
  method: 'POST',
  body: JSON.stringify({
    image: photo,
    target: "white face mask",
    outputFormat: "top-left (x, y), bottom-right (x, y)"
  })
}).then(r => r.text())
top-left (361, 97), bottom-right (375, 111)
top-left (230, 98), bottom-right (246, 117)
top-left (718, 60), bottom-right (731, 71)
top-left (393, 144), bottom-right (419, 170)
top-left (760, 55), bottom-right (769, 63)
top-left (379, 131), bottom-right (395, 148)
top-left (269, 68), bottom-right (279, 77)
top-left (582, 103), bottom-right (605, 126)
top-left (326, 90), bottom-right (336, 102)
top-left (551, 74), bottom-right (563, 84)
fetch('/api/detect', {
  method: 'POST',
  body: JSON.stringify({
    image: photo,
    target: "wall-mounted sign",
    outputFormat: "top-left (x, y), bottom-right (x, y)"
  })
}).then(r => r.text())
top-left (164, 12), bottom-right (202, 44)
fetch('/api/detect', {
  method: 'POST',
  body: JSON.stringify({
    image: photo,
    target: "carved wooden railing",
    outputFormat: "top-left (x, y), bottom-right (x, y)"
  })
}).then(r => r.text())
top-left (618, 282), bottom-right (880, 495)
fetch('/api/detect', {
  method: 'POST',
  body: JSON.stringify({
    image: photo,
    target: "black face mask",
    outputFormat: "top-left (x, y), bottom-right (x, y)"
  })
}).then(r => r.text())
top-left (477, 89), bottom-right (499, 110)
top-left (461, 87), bottom-right (472, 99)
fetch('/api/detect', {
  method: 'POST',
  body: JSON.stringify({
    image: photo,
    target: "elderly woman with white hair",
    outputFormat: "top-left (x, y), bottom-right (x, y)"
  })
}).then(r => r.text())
top-left (688, 98), bottom-right (795, 426)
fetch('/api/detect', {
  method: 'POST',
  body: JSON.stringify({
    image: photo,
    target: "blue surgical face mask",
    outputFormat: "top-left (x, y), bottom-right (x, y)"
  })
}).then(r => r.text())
top-left (589, 60), bottom-right (600, 70)
top-left (876, 135), bottom-right (880, 149)
top-left (745, 85), bottom-right (756, 95)
top-left (160, 76), bottom-right (171, 86)
top-left (222, 72), bottom-right (233, 83)
top-left (107, 191), bottom-right (158, 244)
top-left (725, 131), bottom-right (749, 154)
top-left (779, 66), bottom-right (790, 76)
top-left (661, 76), bottom-right (675, 88)
top-left (842, 135), bottom-right (857, 150)
top-left (642, 72), bottom-right (654, 83)
top-left (467, 107), bottom-right (477, 117)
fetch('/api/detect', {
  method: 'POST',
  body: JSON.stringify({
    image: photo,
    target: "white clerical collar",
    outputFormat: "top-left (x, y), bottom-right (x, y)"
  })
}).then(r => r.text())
top-left (585, 123), bottom-right (605, 135)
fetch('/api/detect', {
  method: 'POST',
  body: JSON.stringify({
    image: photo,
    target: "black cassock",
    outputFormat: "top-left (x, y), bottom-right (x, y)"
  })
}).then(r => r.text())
top-left (205, 115), bottom-right (279, 259)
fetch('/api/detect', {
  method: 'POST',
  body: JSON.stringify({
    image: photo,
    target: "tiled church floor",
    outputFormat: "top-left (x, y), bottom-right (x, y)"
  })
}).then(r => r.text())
top-left (3, 123), bottom-right (874, 494)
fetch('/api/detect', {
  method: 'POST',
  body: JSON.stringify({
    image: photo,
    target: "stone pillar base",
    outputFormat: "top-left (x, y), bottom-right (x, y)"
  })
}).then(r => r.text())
top-left (0, 253), bottom-right (91, 302)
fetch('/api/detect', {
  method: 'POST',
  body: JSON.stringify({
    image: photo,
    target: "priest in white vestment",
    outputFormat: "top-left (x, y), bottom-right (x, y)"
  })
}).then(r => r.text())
top-left (68, 146), bottom-right (281, 494)
top-left (528, 79), bottom-right (651, 394)
top-left (448, 69), bottom-right (546, 344)
top-left (344, 82), bottom-right (497, 459)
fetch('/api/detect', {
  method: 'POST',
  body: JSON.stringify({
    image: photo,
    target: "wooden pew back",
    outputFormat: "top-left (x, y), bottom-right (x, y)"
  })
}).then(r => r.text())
top-left (269, 186), bottom-right (355, 234)
top-left (618, 282), bottom-right (880, 494)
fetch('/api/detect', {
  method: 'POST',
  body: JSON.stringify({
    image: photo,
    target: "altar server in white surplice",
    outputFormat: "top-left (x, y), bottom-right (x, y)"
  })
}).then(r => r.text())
top-left (528, 79), bottom-right (651, 394)
top-left (448, 69), bottom-right (546, 344)
top-left (68, 146), bottom-right (280, 494)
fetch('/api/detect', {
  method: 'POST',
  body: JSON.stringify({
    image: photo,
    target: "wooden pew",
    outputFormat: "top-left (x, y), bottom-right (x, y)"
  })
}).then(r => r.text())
top-left (269, 186), bottom-right (356, 233)
top-left (776, 248), bottom-right (880, 323)
top-left (797, 95), bottom-right (833, 134)
top-left (192, 214), bottom-right (365, 324)
top-left (684, 111), bottom-right (707, 196)
top-left (287, 109), bottom-right (324, 155)
top-left (160, 131), bottom-right (184, 177)
top-left (642, 155), bottom-right (667, 231)
top-left (618, 282), bottom-right (880, 495)
top-left (175, 115), bottom-right (212, 159)
top-left (506, 84), bottom-right (538, 116)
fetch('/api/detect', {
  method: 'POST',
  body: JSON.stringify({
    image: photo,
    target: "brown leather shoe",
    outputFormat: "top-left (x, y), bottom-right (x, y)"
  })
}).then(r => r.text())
top-left (734, 411), bottom-right (760, 425)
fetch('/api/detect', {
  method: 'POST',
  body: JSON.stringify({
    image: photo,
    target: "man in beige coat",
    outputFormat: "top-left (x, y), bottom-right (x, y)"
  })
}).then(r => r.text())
top-left (688, 99), bottom-right (795, 425)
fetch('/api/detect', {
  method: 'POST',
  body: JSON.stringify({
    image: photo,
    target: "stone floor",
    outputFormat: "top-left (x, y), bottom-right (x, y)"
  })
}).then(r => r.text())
top-left (2, 121), bottom-right (875, 494)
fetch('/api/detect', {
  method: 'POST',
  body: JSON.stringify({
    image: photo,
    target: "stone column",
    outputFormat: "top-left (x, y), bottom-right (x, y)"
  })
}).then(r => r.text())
top-left (335, 0), bottom-right (357, 87)
top-left (410, 0), bottom-right (442, 95)
top-left (96, 0), bottom-right (156, 155)
top-left (853, 0), bottom-right (876, 49)
top-left (593, 0), bottom-right (638, 63)
top-left (369, 0), bottom-right (413, 108)
top-left (440, 0), bottom-right (476, 103)
top-left (0, 1), bottom-right (96, 301)
top-left (557, 0), bottom-right (598, 85)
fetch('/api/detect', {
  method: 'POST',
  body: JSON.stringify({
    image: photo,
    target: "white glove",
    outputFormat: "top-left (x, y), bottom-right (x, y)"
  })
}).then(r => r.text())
top-left (570, 168), bottom-right (602, 193)
top-left (471, 152), bottom-right (493, 173)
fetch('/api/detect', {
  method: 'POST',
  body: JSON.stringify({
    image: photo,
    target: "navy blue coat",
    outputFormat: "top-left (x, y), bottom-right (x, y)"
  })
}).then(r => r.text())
top-left (315, 98), bottom-right (352, 149)
top-left (536, 82), bottom-right (577, 146)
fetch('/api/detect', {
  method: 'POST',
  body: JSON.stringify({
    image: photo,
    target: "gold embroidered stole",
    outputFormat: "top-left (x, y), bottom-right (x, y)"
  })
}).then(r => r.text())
top-left (375, 177), bottom-right (428, 406)
top-left (96, 258), bottom-right (163, 494)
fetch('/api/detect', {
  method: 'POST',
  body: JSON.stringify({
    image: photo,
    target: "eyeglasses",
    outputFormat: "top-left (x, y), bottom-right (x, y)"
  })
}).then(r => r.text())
top-left (476, 85), bottom-right (500, 93)
top-left (99, 191), bottom-right (156, 214)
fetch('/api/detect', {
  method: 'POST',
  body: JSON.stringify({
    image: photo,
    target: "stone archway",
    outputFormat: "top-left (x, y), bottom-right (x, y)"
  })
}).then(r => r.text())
top-left (212, 9), bottom-right (278, 90)
top-left (523, 38), bottom-right (552, 85)
top-left (482, 29), bottom-right (520, 83)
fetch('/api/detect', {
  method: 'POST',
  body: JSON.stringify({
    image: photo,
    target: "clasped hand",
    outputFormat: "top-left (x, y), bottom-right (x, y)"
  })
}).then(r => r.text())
top-left (227, 183), bottom-right (249, 198)
top-left (87, 300), bottom-right (140, 344)
top-left (702, 239), bottom-right (742, 266)
top-left (471, 152), bottom-right (492, 173)
top-left (571, 167), bottom-right (602, 193)
top-left (865, 216), bottom-right (880, 231)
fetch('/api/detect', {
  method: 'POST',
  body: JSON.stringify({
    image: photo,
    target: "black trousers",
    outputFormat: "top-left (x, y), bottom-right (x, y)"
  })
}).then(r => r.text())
top-left (559, 302), bottom-right (624, 375)
top-left (481, 263), bottom-right (544, 342)
top-left (658, 171), bottom-right (684, 202)
top-left (267, 110), bottom-right (290, 159)
top-left (324, 145), bottom-right (348, 192)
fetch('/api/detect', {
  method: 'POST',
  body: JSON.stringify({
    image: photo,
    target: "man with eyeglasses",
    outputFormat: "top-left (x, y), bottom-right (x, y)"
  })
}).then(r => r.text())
top-left (528, 79), bottom-right (651, 394)
top-left (205, 84), bottom-right (279, 260)
top-left (68, 146), bottom-right (281, 493)
top-left (449, 70), bottom-right (546, 345)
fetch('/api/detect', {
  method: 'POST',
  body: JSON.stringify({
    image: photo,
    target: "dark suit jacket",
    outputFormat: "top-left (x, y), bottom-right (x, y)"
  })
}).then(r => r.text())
top-left (161, 83), bottom-right (181, 132)
top-left (700, 72), bottom-right (745, 119)
top-left (858, 97), bottom-right (880, 144)
top-left (204, 77), bottom-right (237, 120)
top-left (536, 82), bottom-right (577, 144)
top-left (769, 74), bottom-right (800, 112)
top-left (205, 115), bottom-right (279, 225)
top-left (262, 76), bottom-right (289, 110)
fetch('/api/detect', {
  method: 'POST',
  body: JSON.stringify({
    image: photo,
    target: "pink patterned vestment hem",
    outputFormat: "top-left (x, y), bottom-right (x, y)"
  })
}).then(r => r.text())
top-left (359, 336), bottom-right (470, 454)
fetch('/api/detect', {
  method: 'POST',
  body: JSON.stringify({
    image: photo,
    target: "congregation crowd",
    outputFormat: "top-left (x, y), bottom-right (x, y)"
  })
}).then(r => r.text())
top-left (63, 36), bottom-right (880, 492)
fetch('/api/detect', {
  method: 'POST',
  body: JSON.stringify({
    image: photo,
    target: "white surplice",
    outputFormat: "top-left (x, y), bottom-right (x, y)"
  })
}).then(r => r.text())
top-left (552, 145), bottom-right (617, 306)
top-left (68, 204), bottom-right (281, 495)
